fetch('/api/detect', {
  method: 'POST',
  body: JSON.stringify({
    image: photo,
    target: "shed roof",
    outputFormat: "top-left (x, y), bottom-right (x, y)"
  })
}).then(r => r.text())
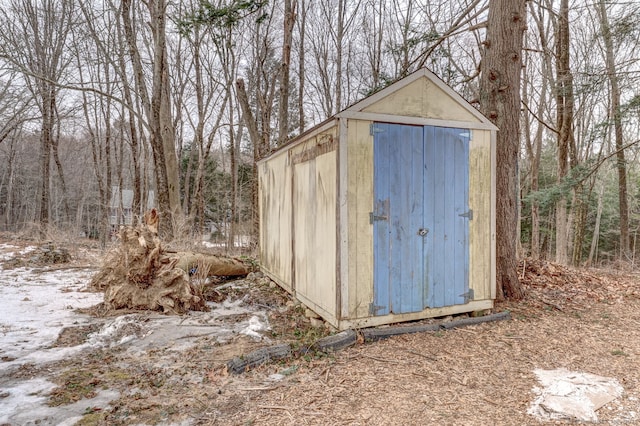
top-left (336, 68), bottom-right (496, 130)
top-left (259, 68), bottom-right (497, 164)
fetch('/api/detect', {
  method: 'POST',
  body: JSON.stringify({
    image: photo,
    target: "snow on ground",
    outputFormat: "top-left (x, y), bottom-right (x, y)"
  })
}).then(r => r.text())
top-left (0, 267), bottom-right (103, 364)
top-left (0, 242), bottom-right (271, 425)
top-left (0, 243), bottom-right (105, 425)
top-left (528, 368), bottom-right (625, 422)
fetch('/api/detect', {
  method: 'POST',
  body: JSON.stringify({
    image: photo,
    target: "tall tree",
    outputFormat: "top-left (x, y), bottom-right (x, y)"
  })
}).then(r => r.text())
top-left (0, 0), bottom-right (75, 233)
top-left (295, 0), bottom-right (308, 132)
top-left (554, 0), bottom-right (575, 264)
top-left (479, 0), bottom-right (526, 299)
top-left (361, 0), bottom-right (386, 91)
top-left (597, 0), bottom-right (630, 260)
top-left (523, 0), bottom-right (553, 259)
top-left (0, 71), bottom-right (33, 230)
top-left (277, 0), bottom-right (296, 146)
top-left (148, 0), bottom-right (182, 236)
top-left (121, 0), bottom-right (182, 237)
top-left (73, 33), bottom-right (113, 244)
top-left (179, 0), bottom-right (272, 245)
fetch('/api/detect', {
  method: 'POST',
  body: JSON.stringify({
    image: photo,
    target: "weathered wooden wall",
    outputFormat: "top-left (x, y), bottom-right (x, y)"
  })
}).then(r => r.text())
top-left (345, 119), bottom-right (374, 319)
top-left (259, 126), bottom-right (338, 321)
top-left (290, 132), bottom-right (338, 319)
top-left (258, 151), bottom-right (293, 291)
top-left (468, 129), bottom-right (495, 301)
top-left (362, 77), bottom-right (481, 123)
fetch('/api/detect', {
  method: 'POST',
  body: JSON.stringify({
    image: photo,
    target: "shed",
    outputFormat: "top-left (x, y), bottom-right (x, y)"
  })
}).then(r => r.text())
top-left (257, 68), bottom-right (497, 330)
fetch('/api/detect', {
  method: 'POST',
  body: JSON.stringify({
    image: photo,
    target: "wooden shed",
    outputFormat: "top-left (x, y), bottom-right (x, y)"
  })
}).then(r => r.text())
top-left (257, 68), bottom-right (497, 330)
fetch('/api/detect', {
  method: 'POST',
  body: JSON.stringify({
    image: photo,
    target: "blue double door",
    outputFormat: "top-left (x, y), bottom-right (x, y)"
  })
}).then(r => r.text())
top-left (372, 123), bottom-right (470, 315)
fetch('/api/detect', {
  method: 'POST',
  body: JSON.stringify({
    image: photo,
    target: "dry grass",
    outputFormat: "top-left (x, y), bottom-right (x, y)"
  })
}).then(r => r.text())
top-left (6, 236), bottom-right (640, 425)
top-left (64, 257), bottom-right (639, 426)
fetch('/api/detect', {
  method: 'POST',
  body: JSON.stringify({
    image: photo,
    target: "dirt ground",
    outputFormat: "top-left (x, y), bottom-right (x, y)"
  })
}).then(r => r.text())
top-left (3, 238), bottom-right (640, 425)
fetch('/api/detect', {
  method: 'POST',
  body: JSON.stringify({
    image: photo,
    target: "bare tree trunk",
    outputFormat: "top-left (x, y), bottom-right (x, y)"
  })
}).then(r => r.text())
top-left (182, 146), bottom-right (195, 216)
top-left (278, 0), bottom-right (296, 146)
top-left (479, 0), bottom-right (526, 300)
top-left (334, 0), bottom-right (344, 114)
top-left (159, 19), bottom-right (181, 234)
top-left (597, 0), bottom-right (629, 260)
top-left (297, 0), bottom-right (307, 132)
top-left (554, 0), bottom-right (574, 265)
top-left (190, 26), bottom-right (205, 229)
top-left (228, 100), bottom-right (238, 251)
top-left (571, 190), bottom-right (588, 265)
top-left (366, 0), bottom-right (385, 89)
top-left (51, 104), bottom-right (70, 223)
top-left (39, 92), bottom-right (53, 233)
top-left (0, 1), bottom-right (75, 231)
top-left (2, 133), bottom-right (17, 230)
top-left (236, 78), bottom-right (262, 244)
top-left (587, 184), bottom-right (604, 266)
top-left (522, 13), bottom-right (548, 260)
top-left (121, 0), bottom-right (151, 231)
top-left (77, 77), bottom-right (109, 244)
top-left (146, 0), bottom-right (182, 237)
top-left (529, 112), bottom-right (544, 259)
top-left (124, 88), bottom-right (141, 225)
top-left (122, 0), bottom-right (182, 237)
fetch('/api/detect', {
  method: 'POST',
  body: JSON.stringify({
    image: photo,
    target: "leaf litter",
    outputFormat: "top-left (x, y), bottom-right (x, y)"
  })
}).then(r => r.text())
top-left (2, 239), bottom-right (640, 425)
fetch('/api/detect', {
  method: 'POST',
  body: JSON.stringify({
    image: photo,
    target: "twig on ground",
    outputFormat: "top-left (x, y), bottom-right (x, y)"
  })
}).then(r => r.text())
top-left (402, 348), bottom-right (438, 361)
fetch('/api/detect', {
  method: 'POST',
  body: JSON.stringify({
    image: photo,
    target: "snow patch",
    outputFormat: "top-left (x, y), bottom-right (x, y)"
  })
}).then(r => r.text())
top-left (0, 263), bottom-right (105, 424)
top-left (0, 243), bottom-right (36, 261)
top-left (240, 315), bottom-right (271, 341)
top-left (0, 379), bottom-right (119, 426)
top-left (87, 315), bottom-right (150, 347)
top-left (0, 267), bottom-right (102, 367)
top-left (208, 296), bottom-right (253, 317)
top-left (528, 368), bottom-right (624, 422)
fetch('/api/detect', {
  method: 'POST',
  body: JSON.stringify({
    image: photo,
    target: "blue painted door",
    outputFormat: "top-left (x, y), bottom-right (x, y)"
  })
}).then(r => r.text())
top-left (372, 123), bottom-right (470, 315)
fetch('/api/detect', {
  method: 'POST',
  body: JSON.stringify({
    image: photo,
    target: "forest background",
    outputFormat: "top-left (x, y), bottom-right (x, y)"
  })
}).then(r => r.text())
top-left (0, 0), bottom-right (639, 285)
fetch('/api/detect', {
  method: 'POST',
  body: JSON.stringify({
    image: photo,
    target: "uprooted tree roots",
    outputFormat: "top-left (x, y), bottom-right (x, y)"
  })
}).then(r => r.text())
top-left (89, 221), bottom-right (208, 314)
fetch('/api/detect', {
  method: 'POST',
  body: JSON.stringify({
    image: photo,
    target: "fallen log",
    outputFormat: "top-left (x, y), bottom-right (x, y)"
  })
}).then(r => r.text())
top-left (227, 344), bottom-right (293, 374)
top-left (361, 311), bottom-right (511, 342)
top-left (175, 252), bottom-right (248, 277)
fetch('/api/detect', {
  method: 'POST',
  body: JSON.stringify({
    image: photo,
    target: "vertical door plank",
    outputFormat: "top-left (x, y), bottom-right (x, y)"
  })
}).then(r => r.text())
top-left (373, 123), bottom-right (391, 315)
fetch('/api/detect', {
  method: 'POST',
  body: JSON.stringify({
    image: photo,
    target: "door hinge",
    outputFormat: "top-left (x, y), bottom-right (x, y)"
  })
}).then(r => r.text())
top-left (460, 289), bottom-right (474, 303)
top-left (369, 212), bottom-right (388, 224)
top-left (369, 302), bottom-right (385, 315)
top-left (459, 209), bottom-right (473, 220)
top-left (370, 124), bottom-right (384, 136)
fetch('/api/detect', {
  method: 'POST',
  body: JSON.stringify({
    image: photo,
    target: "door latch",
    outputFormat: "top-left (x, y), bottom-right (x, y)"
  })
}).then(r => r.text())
top-left (417, 228), bottom-right (429, 237)
top-left (369, 212), bottom-right (388, 224)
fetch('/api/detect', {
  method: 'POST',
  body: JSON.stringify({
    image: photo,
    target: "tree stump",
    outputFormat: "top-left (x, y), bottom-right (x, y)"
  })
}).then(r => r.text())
top-left (89, 209), bottom-right (208, 314)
